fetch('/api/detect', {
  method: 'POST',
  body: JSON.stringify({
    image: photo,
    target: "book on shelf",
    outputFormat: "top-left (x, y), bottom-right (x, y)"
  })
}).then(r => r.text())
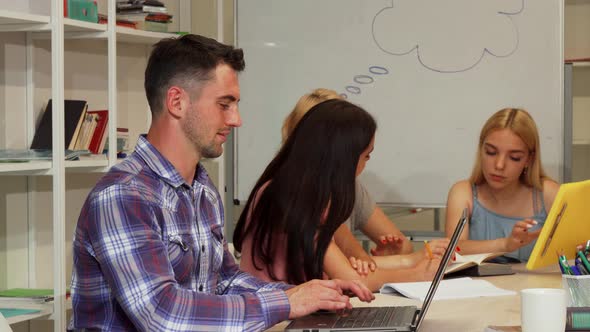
top-left (146, 13), bottom-right (172, 22)
top-left (64, 0), bottom-right (99, 23)
top-left (116, 12), bottom-right (149, 23)
top-left (105, 127), bottom-right (130, 153)
top-left (445, 252), bottom-right (514, 277)
top-left (0, 288), bottom-right (64, 304)
top-left (0, 308), bottom-right (43, 319)
top-left (0, 149), bottom-right (91, 162)
top-left (87, 110), bottom-right (109, 154)
top-left (116, 0), bottom-right (165, 9)
top-left (98, 14), bottom-right (137, 29)
top-left (0, 149), bottom-right (53, 162)
top-left (142, 5), bottom-right (168, 14)
top-left (74, 112), bottom-right (98, 151)
top-left (140, 20), bottom-right (169, 32)
top-left (111, 1), bottom-right (171, 30)
top-left (30, 99), bottom-right (88, 151)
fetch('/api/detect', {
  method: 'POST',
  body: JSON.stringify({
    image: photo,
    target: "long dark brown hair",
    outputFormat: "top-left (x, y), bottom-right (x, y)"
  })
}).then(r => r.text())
top-left (233, 99), bottom-right (377, 284)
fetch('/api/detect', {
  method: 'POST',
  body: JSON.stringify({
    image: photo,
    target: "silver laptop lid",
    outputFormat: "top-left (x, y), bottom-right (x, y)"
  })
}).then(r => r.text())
top-left (413, 208), bottom-right (468, 331)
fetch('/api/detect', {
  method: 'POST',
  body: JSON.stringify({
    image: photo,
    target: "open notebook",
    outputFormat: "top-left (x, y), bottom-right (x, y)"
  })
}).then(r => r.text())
top-left (380, 276), bottom-right (515, 301)
top-left (445, 252), bottom-right (513, 276)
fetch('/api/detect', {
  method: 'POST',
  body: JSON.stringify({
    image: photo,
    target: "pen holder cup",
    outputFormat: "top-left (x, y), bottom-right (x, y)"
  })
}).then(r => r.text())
top-left (562, 275), bottom-right (590, 307)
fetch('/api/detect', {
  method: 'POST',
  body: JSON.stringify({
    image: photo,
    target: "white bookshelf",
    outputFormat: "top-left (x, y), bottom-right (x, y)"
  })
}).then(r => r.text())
top-left (0, 1), bottom-right (200, 331)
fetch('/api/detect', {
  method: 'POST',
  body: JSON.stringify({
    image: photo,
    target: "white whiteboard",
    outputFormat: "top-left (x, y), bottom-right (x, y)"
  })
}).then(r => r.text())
top-left (234, 0), bottom-right (563, 206)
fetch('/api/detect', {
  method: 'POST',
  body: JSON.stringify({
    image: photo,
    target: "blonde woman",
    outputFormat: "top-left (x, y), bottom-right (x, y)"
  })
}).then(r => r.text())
top-left (445, 108), bottom-right (560, 261)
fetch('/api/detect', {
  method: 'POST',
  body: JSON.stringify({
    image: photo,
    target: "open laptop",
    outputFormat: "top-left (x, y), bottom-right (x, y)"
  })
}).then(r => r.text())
top-left (285, 208), bottom-right (468, 332)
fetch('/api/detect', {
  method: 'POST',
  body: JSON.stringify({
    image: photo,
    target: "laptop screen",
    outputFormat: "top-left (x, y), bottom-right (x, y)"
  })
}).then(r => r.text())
top-left (414, 208), bottom-right (468, 330)
top-left (285, 208), bottom-right (469, 332)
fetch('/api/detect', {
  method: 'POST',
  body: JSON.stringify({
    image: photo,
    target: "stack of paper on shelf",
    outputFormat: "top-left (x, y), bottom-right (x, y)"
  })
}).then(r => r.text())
top-left (115, 0), bottom-right (172, 31)
top-left (105, 127), bottom-right (130, 153)
top-left (0, 149), bottom-right (90, 162)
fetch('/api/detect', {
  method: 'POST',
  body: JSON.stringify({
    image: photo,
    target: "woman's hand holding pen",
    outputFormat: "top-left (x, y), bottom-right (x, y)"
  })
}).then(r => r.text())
top-left (505, 219), bottom-right (539, 252)
top-left (408, 238), bottom-right (452, 265)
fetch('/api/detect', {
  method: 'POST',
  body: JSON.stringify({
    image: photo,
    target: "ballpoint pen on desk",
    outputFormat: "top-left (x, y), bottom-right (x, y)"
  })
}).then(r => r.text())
top-left (424, 241), bottom-right (433, 260)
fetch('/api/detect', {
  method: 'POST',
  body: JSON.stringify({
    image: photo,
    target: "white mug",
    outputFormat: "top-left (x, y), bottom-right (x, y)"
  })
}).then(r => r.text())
top-left (520, 288), bottom-right (566, 332)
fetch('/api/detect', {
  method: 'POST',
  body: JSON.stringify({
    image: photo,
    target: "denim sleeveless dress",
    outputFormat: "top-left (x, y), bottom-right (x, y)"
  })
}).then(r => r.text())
top-left (468, 184), bottom-right (548, 262)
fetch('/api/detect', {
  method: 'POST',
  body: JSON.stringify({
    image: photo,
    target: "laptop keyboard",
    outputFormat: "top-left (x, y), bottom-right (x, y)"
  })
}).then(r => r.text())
top-left (333, 306), bottom-right (415, 329)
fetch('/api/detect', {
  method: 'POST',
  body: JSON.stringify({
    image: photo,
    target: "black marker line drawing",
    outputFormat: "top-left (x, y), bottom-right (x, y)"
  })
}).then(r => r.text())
top-left (372, 0), bottom-right (524, 73)
top-left (341, 65), bottom-right (390, 98)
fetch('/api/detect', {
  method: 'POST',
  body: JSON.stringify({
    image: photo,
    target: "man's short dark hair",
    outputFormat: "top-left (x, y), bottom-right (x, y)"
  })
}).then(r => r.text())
top-left (145, 34), bottom-right (245, 117)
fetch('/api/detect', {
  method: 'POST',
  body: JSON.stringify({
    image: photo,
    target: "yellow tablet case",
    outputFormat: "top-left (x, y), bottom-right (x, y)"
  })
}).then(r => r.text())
top-left (527, 180), bottom-right (590, 270)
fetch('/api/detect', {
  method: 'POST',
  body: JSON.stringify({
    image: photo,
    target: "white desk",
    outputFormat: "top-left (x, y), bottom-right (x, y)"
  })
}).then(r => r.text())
top-left (268, 264), bottom-right (561, 332)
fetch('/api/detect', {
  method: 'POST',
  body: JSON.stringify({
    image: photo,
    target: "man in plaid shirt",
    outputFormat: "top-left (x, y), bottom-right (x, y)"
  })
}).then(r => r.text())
top-left (69, 34), bottom-right (373, 331)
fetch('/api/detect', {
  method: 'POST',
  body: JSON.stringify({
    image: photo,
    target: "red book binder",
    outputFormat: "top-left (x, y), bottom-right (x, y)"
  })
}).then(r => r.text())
top-left (87, 110), bottom-right (108, 154)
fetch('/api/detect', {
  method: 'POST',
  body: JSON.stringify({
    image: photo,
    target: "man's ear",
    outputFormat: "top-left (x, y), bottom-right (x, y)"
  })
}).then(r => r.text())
top-left (166, 86), bottom-right (186, 118)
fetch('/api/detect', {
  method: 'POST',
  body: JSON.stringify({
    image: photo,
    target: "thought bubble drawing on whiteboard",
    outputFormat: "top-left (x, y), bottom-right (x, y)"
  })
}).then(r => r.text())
top-left (372, 0), bottom-right (524, 73)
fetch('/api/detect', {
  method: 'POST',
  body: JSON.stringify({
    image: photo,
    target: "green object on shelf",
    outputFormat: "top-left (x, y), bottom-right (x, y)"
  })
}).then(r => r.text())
top-left (0, 288), bottom-right (54, 298)
top-left (0, 308), bottom-right (42, 318)
top-left (67, 0), bottom-right (98, 23)
top-left (0, 288), bottom-right (70, 299)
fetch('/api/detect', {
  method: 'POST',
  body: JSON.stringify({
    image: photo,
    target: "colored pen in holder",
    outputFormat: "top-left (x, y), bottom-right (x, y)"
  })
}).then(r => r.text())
top-left (580, 250), bottom-right (590, 271)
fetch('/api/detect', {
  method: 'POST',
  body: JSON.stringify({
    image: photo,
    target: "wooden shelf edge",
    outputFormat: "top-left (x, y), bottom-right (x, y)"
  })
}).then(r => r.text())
top-left (116, 26), bottom-right (178, 44)
top-left (65, 158), bottom-right (109, 173)
top-left (0, 9), bottom-right (50, 25)
top-left (64, 18), bottom-right (106, 32)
